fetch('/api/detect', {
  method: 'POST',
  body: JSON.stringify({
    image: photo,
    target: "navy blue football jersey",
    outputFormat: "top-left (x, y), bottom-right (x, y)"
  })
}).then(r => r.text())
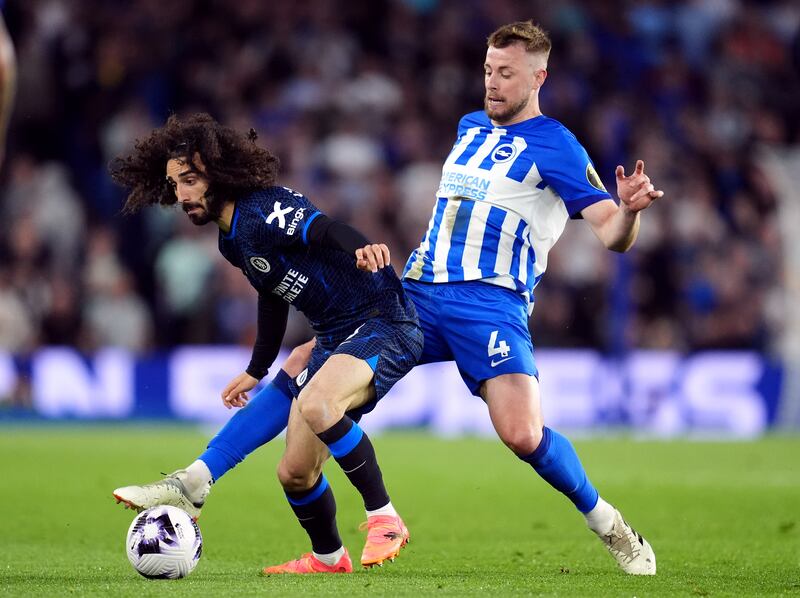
top-left (219, 186), bottom-right (412, 342)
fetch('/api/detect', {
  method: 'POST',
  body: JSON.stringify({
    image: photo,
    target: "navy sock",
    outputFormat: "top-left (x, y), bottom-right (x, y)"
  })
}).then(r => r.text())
top-left (198, 370), bottom-right (292, 481)
top-left (520, 426), bottom-right (599, 513)
top-left (317, 416), bottom-right (390, 511)
top-left (285, 474), bottom-right (342, 554)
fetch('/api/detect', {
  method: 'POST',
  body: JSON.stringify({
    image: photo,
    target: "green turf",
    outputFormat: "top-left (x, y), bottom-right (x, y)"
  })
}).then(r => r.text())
top-left (0, 426), bottom-right (797, 596)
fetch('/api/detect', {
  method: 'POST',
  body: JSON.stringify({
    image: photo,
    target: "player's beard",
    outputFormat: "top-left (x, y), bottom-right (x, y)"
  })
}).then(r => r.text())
top-left (182, 193), bottom-right (223, 226)
top-left (484, 94), bottom-right (529, 124)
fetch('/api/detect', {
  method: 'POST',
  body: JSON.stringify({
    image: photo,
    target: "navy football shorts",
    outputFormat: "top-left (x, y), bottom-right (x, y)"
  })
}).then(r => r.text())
top-left (402, 279), bottom-right (538, 397)
top-left (288, 316), bottom-right (423, 418)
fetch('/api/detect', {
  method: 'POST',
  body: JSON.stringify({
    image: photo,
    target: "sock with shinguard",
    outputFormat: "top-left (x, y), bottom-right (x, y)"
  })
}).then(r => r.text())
top-left (198, 370), bottom-right (293, 482)
top-left (316, 416), bottom-right (390, 511)
top-left (285, 473), bottom-right (343, 555)
top-left (519, 426), bottom-right (600, 513)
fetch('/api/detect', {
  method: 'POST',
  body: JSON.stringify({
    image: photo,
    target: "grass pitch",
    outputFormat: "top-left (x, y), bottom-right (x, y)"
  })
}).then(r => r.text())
top-left (0, 426), bottom-right (797, 596)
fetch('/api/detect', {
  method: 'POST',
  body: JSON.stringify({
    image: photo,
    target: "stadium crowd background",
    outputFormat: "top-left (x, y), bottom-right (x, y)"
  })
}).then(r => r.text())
top-left (0, 0), bottom-right (798, 375)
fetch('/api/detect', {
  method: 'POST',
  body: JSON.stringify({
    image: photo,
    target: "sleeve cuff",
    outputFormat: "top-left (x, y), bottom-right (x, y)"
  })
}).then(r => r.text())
top-left (301, 211), bottom-right (323, 244)
top-left (246, 364), bottom-right (269, 380)
top-left (566, 193), bottom-right (612, 219)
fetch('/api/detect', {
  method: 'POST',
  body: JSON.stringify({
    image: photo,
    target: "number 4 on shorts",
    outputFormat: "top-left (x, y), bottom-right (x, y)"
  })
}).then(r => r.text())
top-left (487, 330), bottom-right (511, 358)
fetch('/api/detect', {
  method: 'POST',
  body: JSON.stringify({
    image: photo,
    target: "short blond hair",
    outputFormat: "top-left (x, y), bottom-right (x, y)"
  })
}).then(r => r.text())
top-left (487, 20), bottom-right (551, 59)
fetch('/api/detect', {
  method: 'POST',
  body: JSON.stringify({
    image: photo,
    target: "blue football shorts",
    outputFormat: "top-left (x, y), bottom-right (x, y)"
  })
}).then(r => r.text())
top-left (402, 279), bottom-right (538, 397)
top-left (288, 315), bottom-right (423, 418)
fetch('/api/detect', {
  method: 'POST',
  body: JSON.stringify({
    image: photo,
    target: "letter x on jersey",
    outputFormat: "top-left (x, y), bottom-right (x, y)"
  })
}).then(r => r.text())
top-left (265, 202), bottom-right (293, 228)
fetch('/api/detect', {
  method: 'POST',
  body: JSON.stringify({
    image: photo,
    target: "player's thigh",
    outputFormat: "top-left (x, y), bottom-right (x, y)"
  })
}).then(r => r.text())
top-left (282, 338), bottom-right (315, 378)
top-left (483, 373), bottom-right (544, 454)
top-left (279, 400), bottom-right (330, 489)
top-left (299, 353), bottom-right (376, 414)
top-left (330, 316), bottom-right (422, 409)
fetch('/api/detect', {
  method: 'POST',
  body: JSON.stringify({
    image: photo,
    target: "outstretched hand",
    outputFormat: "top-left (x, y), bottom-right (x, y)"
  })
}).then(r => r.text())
top-left (221, 371), bottom-right (258, 409)
top-left (356, 243), bottom-right (391, 273)
top-left (615, 159), bottom-right (664, 213)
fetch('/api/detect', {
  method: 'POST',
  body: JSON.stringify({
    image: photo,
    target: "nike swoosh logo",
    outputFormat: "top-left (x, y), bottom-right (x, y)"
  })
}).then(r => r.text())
top-left (339, 334), bottom-right (380, 346)
top-left (342, 460), bottom-right (367, 474)
top-left (490, 356), bottom-right (516, 367)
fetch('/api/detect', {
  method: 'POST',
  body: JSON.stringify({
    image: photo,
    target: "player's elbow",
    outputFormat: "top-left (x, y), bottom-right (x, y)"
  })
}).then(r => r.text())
top-left (606, 239), bottom-right (633, 253)
top-left (603, 230), bottom-right (636, 253)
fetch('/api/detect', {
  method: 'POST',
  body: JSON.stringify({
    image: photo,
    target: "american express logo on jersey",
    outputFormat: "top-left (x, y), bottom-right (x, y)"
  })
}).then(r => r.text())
top-left (438, 172), bottom-right (491, 201)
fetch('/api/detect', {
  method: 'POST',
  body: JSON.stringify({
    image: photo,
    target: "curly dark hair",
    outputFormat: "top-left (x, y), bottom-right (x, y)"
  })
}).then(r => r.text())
top-left (109, 113), bottom-right (280, 214)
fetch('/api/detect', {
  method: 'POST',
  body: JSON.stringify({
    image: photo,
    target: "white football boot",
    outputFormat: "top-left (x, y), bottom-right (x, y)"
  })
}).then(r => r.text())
top-left (597, 509), bottom-right (656, 575)
top-left (113, 469), bottom-right (210, 520)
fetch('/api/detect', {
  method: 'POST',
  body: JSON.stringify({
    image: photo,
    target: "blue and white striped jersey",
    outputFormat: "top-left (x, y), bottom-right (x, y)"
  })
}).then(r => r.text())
top-left (402, 111), bottom-right (611, 310)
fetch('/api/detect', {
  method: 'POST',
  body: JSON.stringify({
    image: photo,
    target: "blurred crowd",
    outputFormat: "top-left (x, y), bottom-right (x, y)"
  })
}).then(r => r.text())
top-left (0, 0), bottom-right (798, 359)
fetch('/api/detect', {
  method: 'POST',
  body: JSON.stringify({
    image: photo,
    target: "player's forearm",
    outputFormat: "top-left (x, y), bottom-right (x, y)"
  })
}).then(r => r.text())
top-left (246, 294), bottom-right (289, 379)
top-left (601, 206), bottom-right (640, 252)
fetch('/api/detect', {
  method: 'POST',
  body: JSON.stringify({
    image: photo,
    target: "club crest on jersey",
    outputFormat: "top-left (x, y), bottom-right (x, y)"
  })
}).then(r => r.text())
top-left (586, 163), bottom-right (606, 192)
top-left (249, 256), bottom-right (271, 273)
top-left (490, 143), bottom-right (518, 163)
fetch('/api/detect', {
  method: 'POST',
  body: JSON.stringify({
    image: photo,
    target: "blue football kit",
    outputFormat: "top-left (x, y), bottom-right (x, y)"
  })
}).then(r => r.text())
top-left (398, 110), bottom-right (618, 515)
top-left (403, 111), bottom-right (611, 395)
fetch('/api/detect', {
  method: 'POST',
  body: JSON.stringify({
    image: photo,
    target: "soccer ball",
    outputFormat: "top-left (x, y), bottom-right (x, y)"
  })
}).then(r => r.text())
top-left (125, 505), bottom-right (202, 579)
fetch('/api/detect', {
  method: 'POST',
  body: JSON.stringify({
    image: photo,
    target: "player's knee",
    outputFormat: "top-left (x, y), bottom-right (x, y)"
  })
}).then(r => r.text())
top-left (498, 425), bottom-right (544, 456)
top-left (283, 340), bottom-right (314, 378)
top-left (295, 389), bottom-right (328, 426)
top-left (276, 459), bottom-right (317, 492)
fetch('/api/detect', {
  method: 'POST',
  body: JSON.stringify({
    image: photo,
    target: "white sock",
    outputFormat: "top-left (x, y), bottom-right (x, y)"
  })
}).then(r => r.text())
top-left (366, 501), bottom-right (397, 518)
top-left (584, 497), bottom-right (616, 535)
top-left (179, 460), bottom-right (213, 502)
top-left (313, 545), bottom-right (346, 566)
